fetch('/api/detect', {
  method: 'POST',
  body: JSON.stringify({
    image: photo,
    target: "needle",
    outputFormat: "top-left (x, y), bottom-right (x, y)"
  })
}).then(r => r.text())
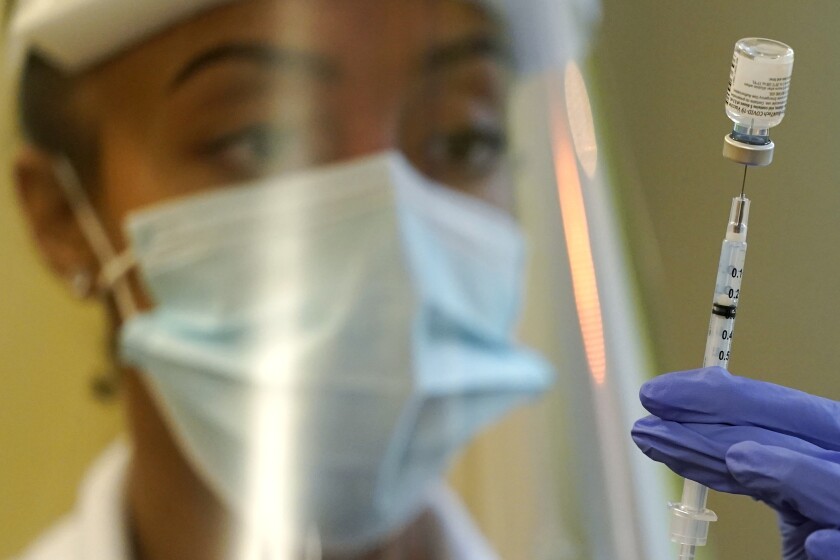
top-left (740, 165), bottom-right (748, 198)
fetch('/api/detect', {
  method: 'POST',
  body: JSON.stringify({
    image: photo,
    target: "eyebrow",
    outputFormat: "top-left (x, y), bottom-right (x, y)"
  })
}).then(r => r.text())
top-left (422, 34), bottom-right (512, 73)
top-left (170, 43), bottom-right (338, 91)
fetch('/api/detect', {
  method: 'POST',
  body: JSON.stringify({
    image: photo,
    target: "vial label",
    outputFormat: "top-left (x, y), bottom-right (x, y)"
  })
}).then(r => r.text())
top-left (725, 51), bottom-right (793, 122)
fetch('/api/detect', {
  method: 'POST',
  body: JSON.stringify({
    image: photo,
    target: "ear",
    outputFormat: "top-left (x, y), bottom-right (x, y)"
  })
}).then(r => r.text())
top-left (14, 145), bottom-right (98, 295)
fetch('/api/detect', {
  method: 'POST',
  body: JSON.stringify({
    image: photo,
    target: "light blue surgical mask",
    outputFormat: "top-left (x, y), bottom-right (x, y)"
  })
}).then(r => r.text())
top-left (59, 151), bottom-right (553, 554)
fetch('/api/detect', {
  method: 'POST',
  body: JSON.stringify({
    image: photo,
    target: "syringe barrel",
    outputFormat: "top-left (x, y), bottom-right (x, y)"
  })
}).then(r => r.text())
top-left (680, 480), bottom-right (709, 508)
top-left (703, 197), bottom-right (749, 368)
top-left (670, 197), bottom-right (750, 556)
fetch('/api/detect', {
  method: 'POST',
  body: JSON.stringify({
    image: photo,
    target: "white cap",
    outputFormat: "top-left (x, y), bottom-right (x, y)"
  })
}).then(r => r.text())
top-left (8, 0), bottom-right (600, 79)
top-left (7, 0), bottom-right (231, 75)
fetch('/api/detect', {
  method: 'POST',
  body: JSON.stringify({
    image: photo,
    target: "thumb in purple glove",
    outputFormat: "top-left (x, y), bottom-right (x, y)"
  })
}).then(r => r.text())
top-left (805, 530), bottom-right (840, 560)
top-left (726, 441), bottom-right (840, 560)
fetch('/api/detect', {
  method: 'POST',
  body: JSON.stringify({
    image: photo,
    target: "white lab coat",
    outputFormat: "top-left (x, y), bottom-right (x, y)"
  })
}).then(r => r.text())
top-left (15, 441), bottom-right (498, 560)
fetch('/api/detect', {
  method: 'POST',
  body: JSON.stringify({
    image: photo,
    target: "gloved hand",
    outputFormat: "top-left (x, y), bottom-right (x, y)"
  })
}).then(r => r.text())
top-left (632, 367), bottom-right (840, 560)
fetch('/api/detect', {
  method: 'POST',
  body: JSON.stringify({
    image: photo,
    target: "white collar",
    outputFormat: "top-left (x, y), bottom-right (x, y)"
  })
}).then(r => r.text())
top-left (72, 441), bottom-right (496, 560)
top-left (77, 439), bottom-right (133, 559)
top-left (424, 485), bottom-right (500, 560)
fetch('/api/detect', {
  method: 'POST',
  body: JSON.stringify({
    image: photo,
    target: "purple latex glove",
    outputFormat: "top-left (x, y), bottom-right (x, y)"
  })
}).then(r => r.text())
top-left (632, 367), bottom-right (840, 560)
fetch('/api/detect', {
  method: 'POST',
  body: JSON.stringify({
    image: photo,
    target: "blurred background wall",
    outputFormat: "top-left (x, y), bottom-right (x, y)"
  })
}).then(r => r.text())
top-left (3, 1), bottom-right (840, 559)
top-left (594, 1), bottom-right (840, 558)
top-left (0, 4), bottom-right (124, 558)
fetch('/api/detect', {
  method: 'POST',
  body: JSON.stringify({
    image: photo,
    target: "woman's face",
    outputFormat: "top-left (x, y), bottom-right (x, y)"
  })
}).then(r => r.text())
top-left (10, 3), bottom-right (519, 550)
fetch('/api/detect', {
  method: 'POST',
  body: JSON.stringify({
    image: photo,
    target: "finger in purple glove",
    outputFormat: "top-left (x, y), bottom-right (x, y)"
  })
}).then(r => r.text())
top-left (726, 442), bottom-right (840, 529)
top-left (639, 367), bottom-right (840, 452)
top-left (632, 417), bottom-right (840, 497)
top-left (632, 416), bottom-right (744, 493)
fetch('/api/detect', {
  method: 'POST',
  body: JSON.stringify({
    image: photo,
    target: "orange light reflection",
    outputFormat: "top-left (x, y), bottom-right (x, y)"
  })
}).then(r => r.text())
top-left (552, 67), bottom-right (607, 386)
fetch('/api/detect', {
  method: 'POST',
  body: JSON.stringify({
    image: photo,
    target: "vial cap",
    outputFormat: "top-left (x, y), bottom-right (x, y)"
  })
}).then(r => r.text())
top-left (723, 134), bottom-right (774, 167)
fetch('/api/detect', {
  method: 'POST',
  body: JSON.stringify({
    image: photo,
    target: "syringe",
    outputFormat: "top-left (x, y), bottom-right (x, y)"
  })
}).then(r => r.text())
top-left (668, 36), bottom-right (794, 560)
top-left (669, 192), bottom-right (750, 560)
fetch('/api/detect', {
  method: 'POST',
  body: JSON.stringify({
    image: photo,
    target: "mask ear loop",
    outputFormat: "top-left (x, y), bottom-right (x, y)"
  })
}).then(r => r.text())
top-left (53, 157), bottom-right (139, 321)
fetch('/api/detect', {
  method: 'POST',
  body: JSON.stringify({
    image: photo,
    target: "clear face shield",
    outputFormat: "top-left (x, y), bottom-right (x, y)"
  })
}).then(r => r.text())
top-left (8, 0), bottom-right (668, 558)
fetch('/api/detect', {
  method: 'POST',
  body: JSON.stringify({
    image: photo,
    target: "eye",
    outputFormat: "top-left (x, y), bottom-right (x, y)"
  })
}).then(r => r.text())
top-left (424, 125), bottom-right (507, 183)
top-left (202, 123), bottom-right (302, 180)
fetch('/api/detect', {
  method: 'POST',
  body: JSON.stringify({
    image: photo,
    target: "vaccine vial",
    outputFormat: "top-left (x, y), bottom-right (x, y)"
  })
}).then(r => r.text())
top-left (722, 38), bottom-right (794, 166)
top-left (725, 38), bottom-right (794, 141)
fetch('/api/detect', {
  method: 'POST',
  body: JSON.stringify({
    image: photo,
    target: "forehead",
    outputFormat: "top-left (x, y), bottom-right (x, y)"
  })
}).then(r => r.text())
top-left (91, 0), bottom-right (503, 81)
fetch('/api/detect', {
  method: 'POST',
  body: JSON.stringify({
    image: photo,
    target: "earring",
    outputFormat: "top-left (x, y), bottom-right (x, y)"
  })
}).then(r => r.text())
top-left (68, 269), bottom-right (93, 299)
top-left (91, 368), bottom-right (120, 401)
